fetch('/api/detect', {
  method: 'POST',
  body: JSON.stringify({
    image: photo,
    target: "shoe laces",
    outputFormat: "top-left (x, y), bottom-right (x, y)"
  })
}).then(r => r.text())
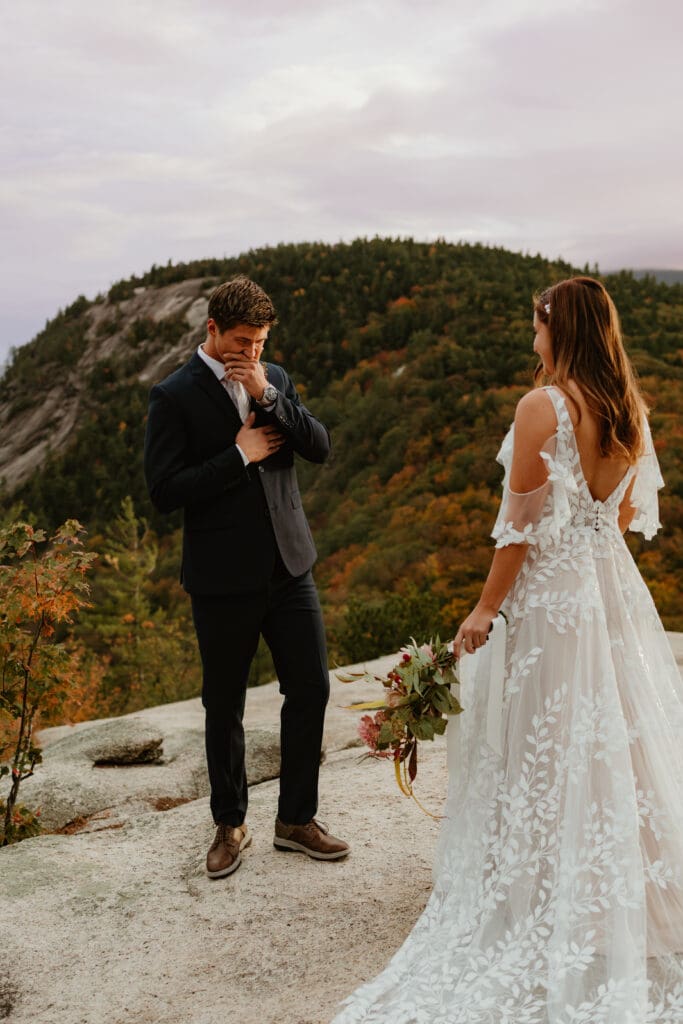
top-left (308, 818), bottom-right (329, 835)
top-left (213, 823), bottom-right (240, 847)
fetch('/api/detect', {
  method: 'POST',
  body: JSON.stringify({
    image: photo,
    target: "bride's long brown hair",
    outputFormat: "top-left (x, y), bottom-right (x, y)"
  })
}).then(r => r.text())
top-left (533, 276), bottom-right (646, 463)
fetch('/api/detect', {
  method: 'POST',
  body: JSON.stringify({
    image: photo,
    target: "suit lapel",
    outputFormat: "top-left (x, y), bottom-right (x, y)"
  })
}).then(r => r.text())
top-left (189, 352), bottom-right (243, 430)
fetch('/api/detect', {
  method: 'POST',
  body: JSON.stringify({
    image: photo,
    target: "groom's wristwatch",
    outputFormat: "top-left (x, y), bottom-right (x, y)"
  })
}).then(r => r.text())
top-left (258, 384), bottom-right (278, 406)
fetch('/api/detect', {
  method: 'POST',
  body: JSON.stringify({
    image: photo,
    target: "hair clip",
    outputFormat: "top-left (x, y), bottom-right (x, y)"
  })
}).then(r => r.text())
top-left (544, 303), bottom-right (551, 315)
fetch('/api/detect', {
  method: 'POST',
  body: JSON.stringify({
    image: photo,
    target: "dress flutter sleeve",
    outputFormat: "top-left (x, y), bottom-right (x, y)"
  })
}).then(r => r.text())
top-left (628, 417), bottom-right (665, 540)
top-left (491, 426), bottom-right (574, 549)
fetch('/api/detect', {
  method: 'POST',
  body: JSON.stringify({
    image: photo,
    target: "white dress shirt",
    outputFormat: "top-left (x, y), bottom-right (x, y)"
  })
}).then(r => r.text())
top-left (197, 345), bottom-right (253, 464)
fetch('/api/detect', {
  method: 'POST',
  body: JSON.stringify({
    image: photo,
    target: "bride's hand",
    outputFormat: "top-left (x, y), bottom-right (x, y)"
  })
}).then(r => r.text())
top-left (453, 604), bottom-right (497, 658)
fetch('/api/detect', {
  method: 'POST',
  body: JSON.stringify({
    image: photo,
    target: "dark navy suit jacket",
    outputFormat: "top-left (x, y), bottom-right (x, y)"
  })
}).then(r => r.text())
top-left (144, 353), bottom-right (330, 594)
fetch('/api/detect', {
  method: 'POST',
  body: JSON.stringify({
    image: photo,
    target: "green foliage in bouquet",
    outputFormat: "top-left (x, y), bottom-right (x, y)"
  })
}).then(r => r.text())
top-left (340, 637), bottom-right (462, 814)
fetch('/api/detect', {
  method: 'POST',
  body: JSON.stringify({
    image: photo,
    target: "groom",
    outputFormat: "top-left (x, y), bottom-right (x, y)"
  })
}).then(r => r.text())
top-left (144, 275), bottom-right (349, 878)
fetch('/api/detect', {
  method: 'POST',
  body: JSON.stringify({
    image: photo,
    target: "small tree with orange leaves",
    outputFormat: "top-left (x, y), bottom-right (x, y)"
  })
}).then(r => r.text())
top-left (0, 520), bottom-right (95, 845)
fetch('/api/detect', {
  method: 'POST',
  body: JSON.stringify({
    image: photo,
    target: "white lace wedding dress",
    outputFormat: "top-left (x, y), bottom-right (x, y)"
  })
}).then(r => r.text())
top-left (332, 387), bottom-right (683, 1024)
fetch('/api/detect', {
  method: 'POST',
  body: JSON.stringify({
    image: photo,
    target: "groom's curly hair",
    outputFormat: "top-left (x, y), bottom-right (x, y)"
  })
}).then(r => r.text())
top-left (208, 276), bottom-right (278, 332)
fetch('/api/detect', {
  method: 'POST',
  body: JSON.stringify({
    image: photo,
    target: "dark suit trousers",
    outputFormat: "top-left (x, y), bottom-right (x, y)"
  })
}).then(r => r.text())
top-left (190, 562), bottom-right (329, 827)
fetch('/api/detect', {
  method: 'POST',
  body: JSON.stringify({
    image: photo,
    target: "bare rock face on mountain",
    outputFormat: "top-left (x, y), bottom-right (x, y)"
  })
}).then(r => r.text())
top-left (0, 278), bottom-right (209, 492)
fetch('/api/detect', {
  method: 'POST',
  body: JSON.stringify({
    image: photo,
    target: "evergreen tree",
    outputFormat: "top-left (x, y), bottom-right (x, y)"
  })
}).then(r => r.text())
top-left (75, 497), bottom-right (199, 712)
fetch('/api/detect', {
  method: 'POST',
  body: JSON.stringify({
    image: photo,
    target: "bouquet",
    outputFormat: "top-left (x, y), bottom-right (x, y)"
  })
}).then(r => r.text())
top-left (339, 637), bottom-right (462, 814)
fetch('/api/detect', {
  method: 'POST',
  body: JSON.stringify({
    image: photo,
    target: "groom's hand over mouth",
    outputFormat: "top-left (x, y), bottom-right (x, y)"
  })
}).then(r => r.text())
top-left (223, 354), bottom-right (268, 400)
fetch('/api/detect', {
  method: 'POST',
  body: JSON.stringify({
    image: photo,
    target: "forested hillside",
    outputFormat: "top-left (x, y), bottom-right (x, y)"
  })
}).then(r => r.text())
top-left (1, 239), bottom-right (681, 718)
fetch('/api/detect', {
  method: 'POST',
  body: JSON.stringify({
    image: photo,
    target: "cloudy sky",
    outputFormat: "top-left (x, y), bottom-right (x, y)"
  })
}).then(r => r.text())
top-left (1, 0), bottom-right (681, 364)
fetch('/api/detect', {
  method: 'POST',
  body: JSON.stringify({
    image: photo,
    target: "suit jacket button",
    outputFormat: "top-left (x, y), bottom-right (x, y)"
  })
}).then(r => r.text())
top-left (258, 465), bottom-right (265, 473)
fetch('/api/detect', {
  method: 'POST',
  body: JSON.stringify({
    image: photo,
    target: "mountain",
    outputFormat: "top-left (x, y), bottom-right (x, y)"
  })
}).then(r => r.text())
top-left (1, 240), bottom-right (681, 684)
top-left (630, 269), bottom-right (683, 286)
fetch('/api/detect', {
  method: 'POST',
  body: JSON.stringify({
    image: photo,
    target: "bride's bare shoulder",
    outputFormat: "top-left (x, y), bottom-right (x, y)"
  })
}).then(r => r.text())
top-left (509, 389), bottom-right (557, 489)
top-left (514, 388), bottom-right (557, 438)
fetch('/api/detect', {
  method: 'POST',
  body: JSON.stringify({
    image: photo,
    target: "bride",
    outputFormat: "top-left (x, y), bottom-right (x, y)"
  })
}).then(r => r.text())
top-left (331, 277), bottom-right (683, 1023)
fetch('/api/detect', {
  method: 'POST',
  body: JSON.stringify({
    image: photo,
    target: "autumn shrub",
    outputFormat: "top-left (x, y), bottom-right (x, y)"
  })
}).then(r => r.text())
top-left (0, 520), bottom-right (95, 845)
top-left (336, 586), bottom-right (446, 663)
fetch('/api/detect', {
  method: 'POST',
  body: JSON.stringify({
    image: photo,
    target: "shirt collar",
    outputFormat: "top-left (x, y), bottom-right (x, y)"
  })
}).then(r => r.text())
top-left (197, 344), bottom-right (225, 381)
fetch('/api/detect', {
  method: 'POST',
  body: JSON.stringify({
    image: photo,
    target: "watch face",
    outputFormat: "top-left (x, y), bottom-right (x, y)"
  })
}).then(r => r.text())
top-left (265, 385), bottom-right (277, 401)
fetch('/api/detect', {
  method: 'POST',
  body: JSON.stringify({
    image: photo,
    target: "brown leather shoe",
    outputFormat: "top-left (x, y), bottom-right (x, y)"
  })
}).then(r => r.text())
top-left (273, 818), bottom-right (350, 860)
top-left (206, 822), bottom-right (251, 879)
